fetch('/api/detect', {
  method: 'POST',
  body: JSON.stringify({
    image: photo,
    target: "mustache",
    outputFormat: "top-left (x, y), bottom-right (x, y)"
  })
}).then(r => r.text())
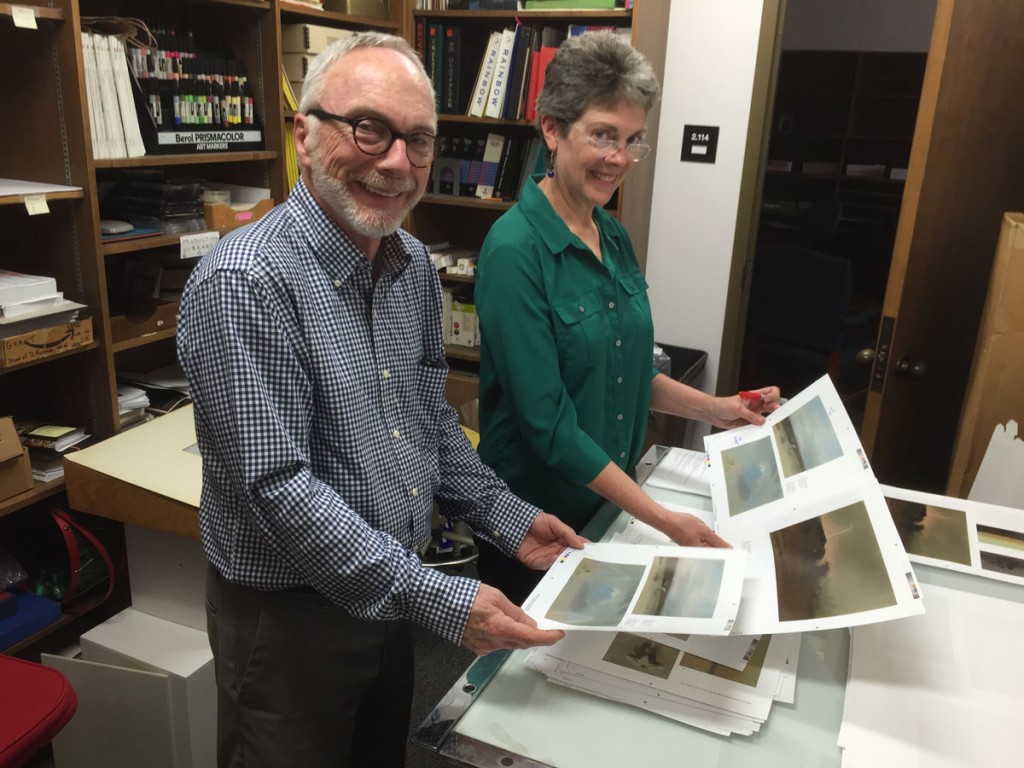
top-left (356, 172), bottom-right (416, 196)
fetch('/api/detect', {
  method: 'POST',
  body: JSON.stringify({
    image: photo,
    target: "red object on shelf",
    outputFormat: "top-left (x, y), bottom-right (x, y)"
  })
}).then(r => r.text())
top-left (0, 655), bottom-right (77, 768)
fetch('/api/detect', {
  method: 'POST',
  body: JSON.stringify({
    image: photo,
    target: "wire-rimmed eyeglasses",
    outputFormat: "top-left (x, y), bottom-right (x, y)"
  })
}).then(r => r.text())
top-left (307, 108), bottom-right (439, 168)
top-left (571, 122), bottom-right (651, 163)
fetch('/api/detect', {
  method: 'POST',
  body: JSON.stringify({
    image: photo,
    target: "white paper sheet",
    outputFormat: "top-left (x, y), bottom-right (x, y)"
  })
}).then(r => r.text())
top-left (840, 581), bottom-right (1024, 768)
top-left (524, 543), bottom-right (747, 634)
top-left (644, 447), bottom-right (712, 496)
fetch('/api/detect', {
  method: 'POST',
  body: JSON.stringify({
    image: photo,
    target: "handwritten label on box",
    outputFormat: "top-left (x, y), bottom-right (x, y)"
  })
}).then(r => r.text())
top-left (180, 231), bottom-right (220, 260)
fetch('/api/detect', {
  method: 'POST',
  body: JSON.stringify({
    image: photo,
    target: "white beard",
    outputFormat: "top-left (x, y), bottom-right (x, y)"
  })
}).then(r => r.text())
top-left (309, 141), bottom-right (422, 238)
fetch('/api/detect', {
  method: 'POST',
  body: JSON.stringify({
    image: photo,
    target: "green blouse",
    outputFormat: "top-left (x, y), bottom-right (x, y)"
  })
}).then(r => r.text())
top-left (475, 176), bottom-right (657, 532)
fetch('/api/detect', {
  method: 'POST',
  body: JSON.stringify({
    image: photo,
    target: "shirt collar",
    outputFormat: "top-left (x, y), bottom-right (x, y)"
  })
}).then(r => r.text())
top-left (286, 178), bottom-right (412, 284)
top-left (517, 174), bottom-right (627, 259)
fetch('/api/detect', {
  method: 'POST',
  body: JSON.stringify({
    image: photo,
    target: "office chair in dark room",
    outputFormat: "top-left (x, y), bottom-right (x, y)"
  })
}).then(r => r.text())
top-left (741, 244), bottom-right (876, 401)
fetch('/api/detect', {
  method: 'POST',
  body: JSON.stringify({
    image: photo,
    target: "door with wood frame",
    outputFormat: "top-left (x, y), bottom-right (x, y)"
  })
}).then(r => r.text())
top-left (859, 0), bottom-right (1024, 492)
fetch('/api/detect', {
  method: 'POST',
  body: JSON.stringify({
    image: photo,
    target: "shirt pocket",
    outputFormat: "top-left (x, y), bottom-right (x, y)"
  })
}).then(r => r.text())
top-left (553, 290), bottom-right (606, 372)
top-left (619, 273), bottom-right (652, 331)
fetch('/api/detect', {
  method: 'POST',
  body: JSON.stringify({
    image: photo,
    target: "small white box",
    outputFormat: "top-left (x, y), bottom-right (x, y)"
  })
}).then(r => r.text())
top-left (43, 609), bottom-right (215, 768)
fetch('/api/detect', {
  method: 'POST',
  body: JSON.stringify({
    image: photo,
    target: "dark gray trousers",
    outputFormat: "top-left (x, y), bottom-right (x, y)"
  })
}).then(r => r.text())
top-left (206, 565), bottom-right (413, 768)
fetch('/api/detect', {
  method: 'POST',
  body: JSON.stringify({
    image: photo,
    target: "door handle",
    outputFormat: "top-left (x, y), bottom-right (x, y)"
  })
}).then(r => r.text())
top-left (894, 355), bottom-right (928, 379)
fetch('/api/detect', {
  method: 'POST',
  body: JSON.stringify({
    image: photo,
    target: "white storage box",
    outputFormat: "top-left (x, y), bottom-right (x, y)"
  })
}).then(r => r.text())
top-left (43, 609), bottom-right (215, 768)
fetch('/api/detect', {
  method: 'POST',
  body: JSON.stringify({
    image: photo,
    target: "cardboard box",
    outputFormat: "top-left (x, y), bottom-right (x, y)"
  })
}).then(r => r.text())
top-left (0, 317), bottom-right (93, 368)
top-left (323, 0), bottom-right (388, 19)
top-left (281, 22), bottom-right (356, 54)
top-left (947, 212), bottom-right (1024, 498)
top-left (203, 198), bottom-right (274, 230)
top-left (0, 416), bottom-right (33, 501)
top-left (282, 53), bottom-right (315, 82)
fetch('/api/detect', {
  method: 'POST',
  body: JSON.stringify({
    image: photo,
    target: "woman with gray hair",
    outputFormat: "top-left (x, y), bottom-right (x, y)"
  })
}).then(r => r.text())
top-left (474, 31), bottom-right (780, 604)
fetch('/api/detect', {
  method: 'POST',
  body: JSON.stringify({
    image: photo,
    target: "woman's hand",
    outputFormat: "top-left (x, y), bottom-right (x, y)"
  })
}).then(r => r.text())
top-left (658, 509), bottom-right (730, 548)
top-left (706, 386), bottom-right (782, 429)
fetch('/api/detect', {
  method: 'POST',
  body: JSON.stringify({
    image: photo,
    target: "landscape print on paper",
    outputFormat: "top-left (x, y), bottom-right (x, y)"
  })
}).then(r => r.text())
top-left (632, 556), bottom-right (724, 619)
top-left (545, 558), bottom-right (646, 627)
top-left (771, 501), bottom-right (896, 621)
top-left (721, 436), bottom-right (784, 516)
top-left (603, 633), bottom-right (679, 680)
top-left (772, 395), bottom-right (843, 478)
top-left (978, 524), bottom-right (1024, 579)
top-left (887, 496), bottom-right (972, 566)
top-left (680, 634), bottom-right (772, 687)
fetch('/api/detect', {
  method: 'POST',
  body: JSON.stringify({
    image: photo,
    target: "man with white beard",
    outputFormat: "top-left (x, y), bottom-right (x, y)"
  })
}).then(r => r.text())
top-left (177, 32), bottom-right (583, 768)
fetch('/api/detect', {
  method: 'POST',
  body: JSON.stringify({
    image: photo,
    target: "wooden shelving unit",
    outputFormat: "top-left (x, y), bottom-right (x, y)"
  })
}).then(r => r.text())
top-left (761, 50), bottom-right (926, 235)
top-left (0, 0), bottom-right (403, 657)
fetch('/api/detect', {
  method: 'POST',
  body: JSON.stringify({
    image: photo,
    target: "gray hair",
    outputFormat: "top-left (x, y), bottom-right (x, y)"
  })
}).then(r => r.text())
top-left (298, 31), bottom-right (430, 114)
top-left (535, 30), bottom-right (660, 126)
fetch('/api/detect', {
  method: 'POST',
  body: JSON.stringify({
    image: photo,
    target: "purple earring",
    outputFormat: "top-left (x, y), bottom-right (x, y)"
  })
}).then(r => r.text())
top-left (546, 150), bottom-right (556, 178)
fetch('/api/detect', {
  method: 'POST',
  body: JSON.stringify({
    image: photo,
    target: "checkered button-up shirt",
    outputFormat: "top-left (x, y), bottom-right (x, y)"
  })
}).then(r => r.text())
top-left (178, 179), bottom-right (538, 644)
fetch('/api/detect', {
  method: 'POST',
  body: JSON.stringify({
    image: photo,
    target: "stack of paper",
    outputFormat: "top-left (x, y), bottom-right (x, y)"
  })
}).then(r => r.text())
top-left (117, 383), bottom-right (150, 413)
top-left (527, 630), bottom-right (799, 737)
top-left (0, 269), bottom-right (87, 335)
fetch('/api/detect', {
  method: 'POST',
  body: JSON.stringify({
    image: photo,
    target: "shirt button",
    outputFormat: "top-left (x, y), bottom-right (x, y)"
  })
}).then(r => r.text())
top-left (381, 369), bottom-right (390, 379)
top-left (616, 376), bottom-right (623, 384)
top-left (392, 429), bottom-right (400, 439)
top-left (491, 530), bottom-right (501, 540)
top-left (608, 301), bottom-right (615, 309)
top-left (410, 488), bottom-right (418, 497)
top-left (333, 278), bottom-right (342, 288)
top-left (620, 451), bottom-right (626, 459)
top-left (615, 339), bottom-right (622, 347)
top-left (578, 305), bottom-right (585, 313)
top-left (372, 309), bottom-right (378, 319)
top-left (617, 413), bottom-right (624, 421)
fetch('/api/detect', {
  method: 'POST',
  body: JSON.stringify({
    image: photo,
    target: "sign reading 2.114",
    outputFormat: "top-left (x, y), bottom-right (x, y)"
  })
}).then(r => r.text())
top-left (681, 125), bottom-right (720, 164)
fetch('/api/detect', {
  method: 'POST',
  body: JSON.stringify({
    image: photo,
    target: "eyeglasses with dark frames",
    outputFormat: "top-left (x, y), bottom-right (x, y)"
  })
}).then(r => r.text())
top-left (306, 108), bottom-right (439, 168)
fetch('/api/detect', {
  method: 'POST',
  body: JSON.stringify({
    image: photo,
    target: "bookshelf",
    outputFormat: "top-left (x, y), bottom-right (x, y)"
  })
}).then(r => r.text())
top-left (401, 1), bottom-right (665, 410)
top-left (759, 50), bottom-right (926, 302)
top-left (0, 0), bottom-right (402, 656)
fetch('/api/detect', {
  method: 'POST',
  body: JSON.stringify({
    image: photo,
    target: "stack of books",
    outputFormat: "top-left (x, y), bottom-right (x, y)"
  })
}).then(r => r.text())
top-left (0, 270), bottom-right (86, 339)
top-left (81, 31), bottom-right (146, 160)
top-left (16, 422), bottom-right (93, 482)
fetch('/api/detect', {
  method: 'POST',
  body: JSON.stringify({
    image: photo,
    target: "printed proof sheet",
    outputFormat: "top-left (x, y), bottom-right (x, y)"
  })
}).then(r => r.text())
top-left (883, 483), bottom-right (1024, 586)
top-left (524, 544), bottom-right (747, 634)
top-left (703, 375), bottom-right (923, 634)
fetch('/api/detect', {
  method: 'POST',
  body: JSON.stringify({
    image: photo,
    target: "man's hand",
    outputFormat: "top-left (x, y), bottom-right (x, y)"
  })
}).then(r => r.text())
top-left (660, 509), bottom-right (730, 548)
top-left (461, 584), bottom-right (565, 656)
top-left (516, 512), bottom-right (585, 570)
